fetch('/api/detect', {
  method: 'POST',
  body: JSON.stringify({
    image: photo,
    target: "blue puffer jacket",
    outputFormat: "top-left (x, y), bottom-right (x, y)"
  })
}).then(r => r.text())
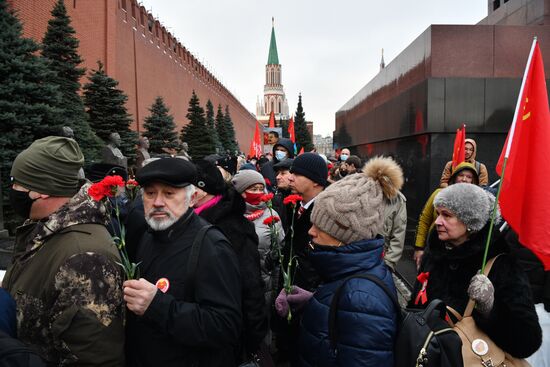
top-left (298, 236), bottom-right (398, 367)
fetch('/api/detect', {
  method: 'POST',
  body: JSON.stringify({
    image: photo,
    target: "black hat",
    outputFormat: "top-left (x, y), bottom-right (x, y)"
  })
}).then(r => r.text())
top-left (216, 155), bottom-right (238, 175)
top-left (273, 158), bottom-right (294, 171)
top-left (290, 153), bottom-right (328, 187)
top-left (136, 157), bottom-right (197, 188)
top-left (194, 159), bottom-right (226, 195)
top-left (86, 163), bottom-right (128, 182)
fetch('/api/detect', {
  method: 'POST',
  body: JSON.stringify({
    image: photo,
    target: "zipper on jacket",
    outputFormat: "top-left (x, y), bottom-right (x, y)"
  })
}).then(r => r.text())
top-left (415, 328), bottom-right (454, 367)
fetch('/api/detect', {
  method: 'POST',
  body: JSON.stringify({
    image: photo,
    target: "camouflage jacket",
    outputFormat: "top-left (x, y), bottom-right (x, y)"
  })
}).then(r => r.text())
top-left (2, 183), bottom-right (125, 366)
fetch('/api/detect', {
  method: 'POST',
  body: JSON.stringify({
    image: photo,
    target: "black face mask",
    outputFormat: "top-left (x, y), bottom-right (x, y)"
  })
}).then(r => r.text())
top-left (9, 188), bottom-right (37, 219)
top-left (340, 169), bottom-right (348, 177)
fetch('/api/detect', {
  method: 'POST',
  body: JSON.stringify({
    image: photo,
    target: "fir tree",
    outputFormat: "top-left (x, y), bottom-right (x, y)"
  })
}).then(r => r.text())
top-left (143, 96), bottom-right (178, 154)
top-left (205, 99), bottom-right (222, 153)
top-left (0, 0), bottom-right (62, 230)
top-left (83, 61), bottom-right (137, 159)
top-left (42, 0), bottom-right (102, 161)
top-left (215, 104), bottom-right (229, 152)
top-left (223, 105), bottom-right (239, 153)
top-left (294, 93), bottom-right (314, 151)
top-left (180, 91), bottom-right (216, 159)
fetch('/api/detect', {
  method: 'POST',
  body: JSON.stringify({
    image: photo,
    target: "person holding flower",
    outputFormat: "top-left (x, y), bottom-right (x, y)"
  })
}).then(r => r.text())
top-left (231, 169), bottom-right (285, 307)
top-left (193, 159), bottom-right (268, 363)
top-left (277, 156), bottom-right (401, 367)
top-left (124, 157), bottom-right (242, 367)
top-left (3, 136), bottom-right (125, 366)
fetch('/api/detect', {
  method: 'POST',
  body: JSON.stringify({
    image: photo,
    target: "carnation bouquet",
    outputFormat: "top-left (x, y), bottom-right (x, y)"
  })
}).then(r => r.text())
top-left (89, 175), bottom-right (140, 279)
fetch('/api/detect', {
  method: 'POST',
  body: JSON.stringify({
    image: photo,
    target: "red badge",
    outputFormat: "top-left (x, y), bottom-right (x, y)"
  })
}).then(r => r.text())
top-left (155, 278), bottom-right (170, 293)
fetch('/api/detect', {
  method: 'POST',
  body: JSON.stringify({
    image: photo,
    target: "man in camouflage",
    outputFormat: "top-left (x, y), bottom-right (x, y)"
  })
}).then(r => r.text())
top-left (2, 136), bottom-right (124, 366)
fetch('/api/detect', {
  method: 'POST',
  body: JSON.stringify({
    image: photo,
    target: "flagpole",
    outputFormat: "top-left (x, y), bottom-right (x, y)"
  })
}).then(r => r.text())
top-left (481, 37), bottom-right (538, 272)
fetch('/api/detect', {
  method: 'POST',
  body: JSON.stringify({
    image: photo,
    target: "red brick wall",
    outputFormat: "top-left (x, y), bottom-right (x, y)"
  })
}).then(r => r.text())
top-left (10, 0), bottom-right (256, 152)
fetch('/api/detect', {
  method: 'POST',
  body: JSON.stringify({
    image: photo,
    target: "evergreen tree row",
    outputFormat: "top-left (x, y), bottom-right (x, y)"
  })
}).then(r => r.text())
top-left (179, 91), bottom-right (239, 159)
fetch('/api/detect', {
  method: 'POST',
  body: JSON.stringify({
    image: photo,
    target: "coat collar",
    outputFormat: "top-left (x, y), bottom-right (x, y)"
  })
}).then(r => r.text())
top-left (308, 236), bottom-right (386, 282)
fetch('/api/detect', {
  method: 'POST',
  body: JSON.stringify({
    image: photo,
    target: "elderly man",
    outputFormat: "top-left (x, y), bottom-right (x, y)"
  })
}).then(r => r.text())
top-left (124, 157), bottom-right (242, 367)
top-left (3, 136), bottom-right (124, 365)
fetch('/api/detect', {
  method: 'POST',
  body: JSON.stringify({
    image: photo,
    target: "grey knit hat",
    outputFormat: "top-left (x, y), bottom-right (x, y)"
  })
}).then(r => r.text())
top-left (434, 183), bottom-right (500, 232)
top-left (231, 169), bottom-right (265, 194)
top-left (311, 156), bottom-right (402, 244)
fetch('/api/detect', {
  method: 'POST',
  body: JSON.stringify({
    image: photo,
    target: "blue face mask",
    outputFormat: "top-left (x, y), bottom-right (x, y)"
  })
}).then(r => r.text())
top-left (275, 150), bottom-right (287, 161)
top-left (340, 154), bottom-right (349, 161)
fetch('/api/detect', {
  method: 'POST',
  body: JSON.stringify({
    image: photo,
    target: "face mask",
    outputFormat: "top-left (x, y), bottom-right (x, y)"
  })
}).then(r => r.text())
top-left (340, 169), bottom-right (348, 177)
top-left (275, 151), bottom-right (287, 161)
top-left (340, 154), bottom-right (349, 162)
top-left (9, 188), bottom-right (38, 219)
top-left (244, 192), bottom-right (264, 206)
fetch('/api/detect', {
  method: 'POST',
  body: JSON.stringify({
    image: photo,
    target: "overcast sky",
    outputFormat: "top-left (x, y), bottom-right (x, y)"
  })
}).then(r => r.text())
top-left (138, 1), bottom-right (487, 137)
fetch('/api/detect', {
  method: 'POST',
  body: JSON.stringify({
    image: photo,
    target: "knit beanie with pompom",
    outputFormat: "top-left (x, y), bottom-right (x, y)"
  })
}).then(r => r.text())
top-left (310, 156), bottom-right (403, 244)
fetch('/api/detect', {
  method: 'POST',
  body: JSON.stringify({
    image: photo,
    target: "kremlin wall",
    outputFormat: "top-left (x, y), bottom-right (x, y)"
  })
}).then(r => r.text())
top-left (9, 0), bottom-right (256, 151)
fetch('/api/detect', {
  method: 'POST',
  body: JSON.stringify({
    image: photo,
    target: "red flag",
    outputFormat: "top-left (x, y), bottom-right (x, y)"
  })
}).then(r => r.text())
top-left (268, 111), bottom-right (275, 128)
top-left (496, 40), bottom-right (550, 269)
top-left (249, 122), bottom-right (262, 158)
top-left (451, 124), bottom-right (466, 169)
top-left (288, 115), bottom-right (296, 143)
top-left (298, 146), bottom-right (304, 155)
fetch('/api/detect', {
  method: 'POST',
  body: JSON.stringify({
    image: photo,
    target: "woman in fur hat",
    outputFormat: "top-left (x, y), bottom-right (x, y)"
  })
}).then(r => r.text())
top-left (413, 161), bottom-right (480, 269)
top-left (412, 183), bottom-right (542, 359)
top-left (275, 156), bottom-right (402, 367)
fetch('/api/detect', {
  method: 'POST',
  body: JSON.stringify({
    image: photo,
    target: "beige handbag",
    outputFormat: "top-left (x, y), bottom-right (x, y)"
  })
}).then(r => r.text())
top-left (447, 257), bottom-right (531, 367)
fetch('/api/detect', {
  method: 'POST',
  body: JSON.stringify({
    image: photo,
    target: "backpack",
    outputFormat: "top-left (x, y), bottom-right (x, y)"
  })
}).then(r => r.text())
top-left (329, 273), bottom-right (463, 367)
top-left (0, 330), bottom-right (46, 367)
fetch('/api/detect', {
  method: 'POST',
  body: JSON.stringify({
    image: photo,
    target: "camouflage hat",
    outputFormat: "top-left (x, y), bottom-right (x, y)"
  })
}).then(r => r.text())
top-left (11, 136), bottom-right (84, 196)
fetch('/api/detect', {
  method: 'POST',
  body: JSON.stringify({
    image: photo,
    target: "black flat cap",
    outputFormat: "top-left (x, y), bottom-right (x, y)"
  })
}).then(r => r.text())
top-left (136, 157), bottom-right (197, 188)
top-left (273, 158), bottom-right (294, 171)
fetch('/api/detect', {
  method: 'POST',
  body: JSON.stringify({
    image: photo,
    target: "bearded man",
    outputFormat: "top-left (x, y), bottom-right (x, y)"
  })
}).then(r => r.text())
top-left (124, 157), bottom-right (242, 367)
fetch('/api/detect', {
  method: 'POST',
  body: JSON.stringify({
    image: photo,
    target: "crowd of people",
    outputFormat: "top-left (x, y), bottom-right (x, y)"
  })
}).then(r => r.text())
top-left (0, 134), bottom-right (546, 366)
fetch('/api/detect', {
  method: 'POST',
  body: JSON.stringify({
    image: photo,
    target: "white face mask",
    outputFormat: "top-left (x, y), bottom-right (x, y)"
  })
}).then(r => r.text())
top-left (340, 154), bottom-right (349, 161)
top-left (275, 150), bottom-right (287, 161)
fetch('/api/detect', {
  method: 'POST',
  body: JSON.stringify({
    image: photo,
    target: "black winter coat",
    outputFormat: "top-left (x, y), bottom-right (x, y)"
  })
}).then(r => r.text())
top-left (413, 225), bottom-right (542, 359)
top-left (199, 189), bottom-right (268, 355)
top-left (126, 209), bottom-right (242, 367)
top-left (282, 203), bottom-right (321, 292)
top-left (505, 228), bottom-right (550, 311)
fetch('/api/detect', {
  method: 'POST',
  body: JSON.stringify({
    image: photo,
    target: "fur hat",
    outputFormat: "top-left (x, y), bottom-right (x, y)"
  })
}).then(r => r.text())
top-left (311, 156), bottom-right (403, 244)
top-left (231, 169), bottom-right (265, 194)
top-left (194, 159), bottom-right (226, 195)
top-left (434, 183), bottom-right (500, 232)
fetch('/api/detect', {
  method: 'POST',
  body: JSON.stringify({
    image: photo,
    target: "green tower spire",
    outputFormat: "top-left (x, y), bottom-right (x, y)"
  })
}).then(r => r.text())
top-left (267, 17), bottom-right (279, 65)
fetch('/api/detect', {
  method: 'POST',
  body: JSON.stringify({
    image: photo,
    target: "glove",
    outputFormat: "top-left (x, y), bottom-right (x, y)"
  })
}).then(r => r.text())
top-left (468, 274), bottom-right (495, 315)
top-left (286, 286), bottom-right (314, 311)
top-left (275, 288), bottom-right (290, 318)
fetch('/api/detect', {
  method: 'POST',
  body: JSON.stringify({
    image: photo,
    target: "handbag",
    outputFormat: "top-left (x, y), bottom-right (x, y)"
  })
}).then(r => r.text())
top-left (447, 256), bottom-right (531, 367)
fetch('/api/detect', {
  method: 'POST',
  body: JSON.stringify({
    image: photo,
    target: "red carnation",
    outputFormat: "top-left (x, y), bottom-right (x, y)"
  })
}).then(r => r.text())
top-left (126, 179), bottom-right (138, 187)
top-left (283, 194), bottom-right (303, 206)
top-left (103, 175), bottom-right (125, 188)
top-left (263, 216), bottom-right (280, 226)
top-left (260, 193), bottom-right (274, 203)
top-left (88, 182), bottom-right (109, 201)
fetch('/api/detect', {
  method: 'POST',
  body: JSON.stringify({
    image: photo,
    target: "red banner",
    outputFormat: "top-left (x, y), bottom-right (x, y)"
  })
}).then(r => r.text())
top-left (496, 40), bottom-right (550, 269)
top-left (451, 124), bottom-right (466, 169)
top-left (249, 122), bottom-right (263, 158)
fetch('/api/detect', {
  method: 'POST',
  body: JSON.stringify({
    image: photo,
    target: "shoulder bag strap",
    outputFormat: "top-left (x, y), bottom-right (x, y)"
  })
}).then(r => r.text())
top-left (328, 273), bottom-right (400, 350)
top-left (183, 225), bottom-right (214, 302)
top-left (463, 254), bottom-right (503, 317)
